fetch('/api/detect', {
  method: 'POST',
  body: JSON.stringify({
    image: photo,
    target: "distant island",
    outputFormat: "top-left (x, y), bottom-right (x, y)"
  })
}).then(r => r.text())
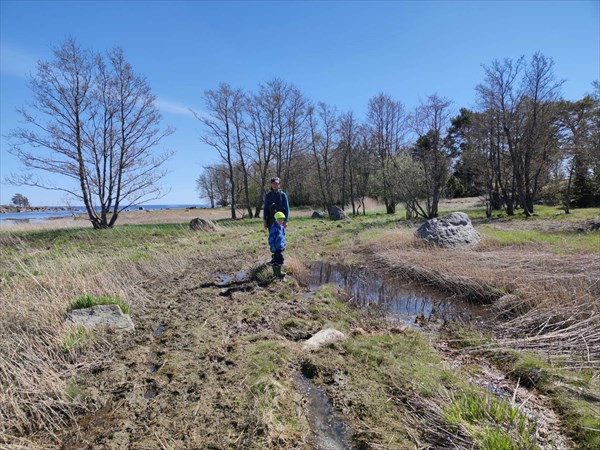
top-left (0, 205), bottom-right (76, 214)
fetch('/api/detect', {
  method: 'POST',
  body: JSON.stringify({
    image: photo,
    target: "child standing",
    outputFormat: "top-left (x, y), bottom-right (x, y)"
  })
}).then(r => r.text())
top-left (269, 211), bottom-right (287, 278)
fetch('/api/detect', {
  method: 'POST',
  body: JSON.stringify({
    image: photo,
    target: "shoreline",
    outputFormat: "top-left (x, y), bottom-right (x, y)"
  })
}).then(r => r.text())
top-left (0, 206), bottom-right (252, 231)
top-left (0, 205), bottom-right (75, 214)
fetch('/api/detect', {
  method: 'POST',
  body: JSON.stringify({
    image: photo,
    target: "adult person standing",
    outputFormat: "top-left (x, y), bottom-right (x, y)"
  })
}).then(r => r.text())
top-left (263, 177), bottom-right (290, 272)
top-left (263, 176), bottom-right (289, 230)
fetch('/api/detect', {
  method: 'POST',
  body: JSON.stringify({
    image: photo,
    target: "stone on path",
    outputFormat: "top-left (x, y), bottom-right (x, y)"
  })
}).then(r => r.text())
top-left (303, 328), bottom-right (346, 351)
top-left (66, 304), bottom-right (135, 332)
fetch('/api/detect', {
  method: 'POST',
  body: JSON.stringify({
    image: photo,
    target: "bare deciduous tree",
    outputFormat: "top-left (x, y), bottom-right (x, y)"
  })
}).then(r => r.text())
top-left (366, 93), bottom-right (407, 214)
top-left (195, 83), bottom-right (244, 219)
top-left (338, 111), bottom-right (359, 214)
top-left (246, 82), bottom-right (278, 217)
top-left (8, 38), bottom-right (172, 228)
top-left (477, 53), bottom-right (564, 216)
top-left (308, 102), bottom-right (338, 209)
top-left (410, 93), bottom-right (454, 218)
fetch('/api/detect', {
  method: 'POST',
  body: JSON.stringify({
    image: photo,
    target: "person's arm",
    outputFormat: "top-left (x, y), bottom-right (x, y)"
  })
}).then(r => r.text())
top-left (283, 192), bottom-right (290, 227)
top-left (263, 193), bottom-right (269, 227)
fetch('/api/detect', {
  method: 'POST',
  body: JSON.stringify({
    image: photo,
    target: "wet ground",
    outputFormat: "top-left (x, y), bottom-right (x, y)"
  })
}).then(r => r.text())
top-left (57, 254), bottom-right (571, 449)
top-left (309, 260), bottom-right (490, 325)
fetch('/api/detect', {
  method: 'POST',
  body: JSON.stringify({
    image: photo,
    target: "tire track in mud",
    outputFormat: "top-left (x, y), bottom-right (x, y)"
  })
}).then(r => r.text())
top-left (62, 256), bottom-right (267, 449)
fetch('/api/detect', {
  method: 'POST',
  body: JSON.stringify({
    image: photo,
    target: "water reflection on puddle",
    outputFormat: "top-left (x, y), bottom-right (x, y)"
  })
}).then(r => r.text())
top-left (309, 261), bottom-right (487, 325)
top-left (211, 272), bottom-right (248, 286)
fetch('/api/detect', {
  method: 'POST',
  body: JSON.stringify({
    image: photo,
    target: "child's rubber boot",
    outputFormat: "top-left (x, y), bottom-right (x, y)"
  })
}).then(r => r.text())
top-left (273, 265), bottom-right (285, 279)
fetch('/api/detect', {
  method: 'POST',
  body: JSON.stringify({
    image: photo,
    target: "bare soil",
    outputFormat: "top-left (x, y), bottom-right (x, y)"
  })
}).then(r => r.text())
top-left (58, 247), bottom-right (359, 449)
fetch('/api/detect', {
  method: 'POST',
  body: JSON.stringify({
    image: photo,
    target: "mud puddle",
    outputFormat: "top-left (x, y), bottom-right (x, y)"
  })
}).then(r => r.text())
top-left (309, 261), bottom-right (489, 326)
top-left (294, 371), bottom-right (354, 450)
top-left (153, 323), bottom-right (166, 337)
top-left (211, 271), bottom-right (248, 286)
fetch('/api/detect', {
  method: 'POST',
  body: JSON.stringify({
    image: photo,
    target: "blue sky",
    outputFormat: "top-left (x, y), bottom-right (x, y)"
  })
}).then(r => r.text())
top-left (1, 0), bottom-right (598, 206)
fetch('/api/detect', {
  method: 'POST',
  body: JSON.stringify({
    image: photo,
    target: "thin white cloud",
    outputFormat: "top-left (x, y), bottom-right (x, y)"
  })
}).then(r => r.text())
top-left (156, 98), bottom-right (204, 119)
top-left (0, 42), bottom-right (37, 78)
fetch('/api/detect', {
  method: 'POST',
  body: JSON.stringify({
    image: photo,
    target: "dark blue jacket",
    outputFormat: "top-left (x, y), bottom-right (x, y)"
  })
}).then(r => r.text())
top-left (263, 189), bottom-right (289, 227)
top-left (268, 222), bottom-right (286, 253)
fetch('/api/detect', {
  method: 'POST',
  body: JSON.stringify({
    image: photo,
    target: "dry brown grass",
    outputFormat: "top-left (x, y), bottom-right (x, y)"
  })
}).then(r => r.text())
top-left (1, 199), bottom-right (595, 446)
top-left (359, 228), bottom-right (600, 365)
top-left (0, 207), bottom-right (236, 232)
top-left (0, 235), bottom-right (194, 446)
top-left (0, 205), bottom-right (322, 233)
top-left (284, 257), bottom-right (310, 287)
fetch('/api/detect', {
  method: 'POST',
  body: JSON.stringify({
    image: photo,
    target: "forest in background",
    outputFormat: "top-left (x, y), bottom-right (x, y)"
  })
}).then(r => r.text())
top-left (197, 54), bottom-right (599, 220)
top-left (7, 39), bottom-right (598, 228)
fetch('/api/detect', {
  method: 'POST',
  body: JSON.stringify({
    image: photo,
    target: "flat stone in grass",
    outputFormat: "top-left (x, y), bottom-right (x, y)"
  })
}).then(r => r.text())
top-left (66, 304), bottom-right (135, 332)
top-left (415, 212), bottom-right (480, 248)
top-left (303, 328), bottom-right (346, 351)
top-left (189, 218), bottom-right (218, 232)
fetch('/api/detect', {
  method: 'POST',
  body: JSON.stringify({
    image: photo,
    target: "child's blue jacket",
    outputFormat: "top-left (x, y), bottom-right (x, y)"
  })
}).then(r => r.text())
top-left (268, 222), bottom-right (286, 253)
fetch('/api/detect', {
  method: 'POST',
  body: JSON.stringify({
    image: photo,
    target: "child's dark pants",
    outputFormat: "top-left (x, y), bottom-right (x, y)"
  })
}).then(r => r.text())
top-left (272, 251), bottom-right (284, 266)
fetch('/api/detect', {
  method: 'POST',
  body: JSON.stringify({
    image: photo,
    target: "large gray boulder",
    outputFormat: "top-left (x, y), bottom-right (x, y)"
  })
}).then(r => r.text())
top-left (415, 212), bottom-right (480, 248)
top-left (303, 328), bottom-right (346, 351)
top-left (327, 206), bottom-right (348, 221)
top-left (66, 304), bottom-right (135, 332)
top-left (189, 218), bottom-right (218, 232)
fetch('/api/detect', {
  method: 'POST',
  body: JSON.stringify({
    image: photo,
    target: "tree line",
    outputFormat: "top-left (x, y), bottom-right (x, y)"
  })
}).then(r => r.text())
top-left (7, 39), bottom-right (598, 228)
top-left (196, 53), bottom-right (599, 219)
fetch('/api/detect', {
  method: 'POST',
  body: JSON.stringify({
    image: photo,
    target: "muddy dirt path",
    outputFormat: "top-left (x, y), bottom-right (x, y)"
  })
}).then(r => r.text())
top-left (60, 248), bottom-right (575, 449)
top-left (62, 250), bottom-right (320, 449)
top-left (64, 253), bottom-right (257, 448)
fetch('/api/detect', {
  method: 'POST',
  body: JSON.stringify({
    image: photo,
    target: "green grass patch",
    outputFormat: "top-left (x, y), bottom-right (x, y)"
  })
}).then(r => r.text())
top-left (128, 251), bottom-right (151, 262)
top-left (68, 294), bottom-right (131, 315)
top-left (552, 390), bottom-right (600, 448)
top-left (303, 330), bottom-right (456, 447)
top-left (247, 341), bottom-right (290, 388)
top-left (456, 205), bottom-right (600, 222)
top-left (345, 332), bottom-right (452, 397)
top-left (442, 322), bottom-right (493, 349)
top-left (307, 284), bottom-right (358, 331)
top-left (63, 325), bottom-right (95, 352)
top-left (280, 317), bottom-right (308, 330)
top-left (252, 264), bottom-right (276, 284)
top-left (240, 300), bottom-right (267, 319)
top-left (444, 389), bottom-right (537, 450)
top-left (485, 348), bottom-right (600, 448)
top-left (480, 227), bottom-right (600, 253)
top-left (511, 353), bottom-right (553, 389)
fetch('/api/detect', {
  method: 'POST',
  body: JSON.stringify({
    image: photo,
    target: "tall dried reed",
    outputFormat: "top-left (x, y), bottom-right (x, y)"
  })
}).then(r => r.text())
top-left (0, 226), bottom-right (197, 446)
top-left (360, 228), bottom-right (600, 366)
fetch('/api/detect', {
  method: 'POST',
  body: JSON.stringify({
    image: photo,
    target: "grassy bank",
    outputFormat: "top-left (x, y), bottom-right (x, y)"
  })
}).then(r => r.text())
top-left (1, 204), bottom-right (598, 448)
